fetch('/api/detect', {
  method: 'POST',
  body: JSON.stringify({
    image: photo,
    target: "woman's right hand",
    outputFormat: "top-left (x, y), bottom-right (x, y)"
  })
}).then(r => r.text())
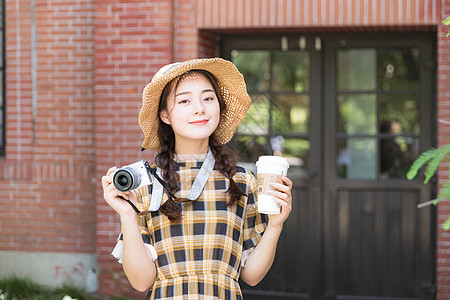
top-left (101, 166), bottom-right (138, 216)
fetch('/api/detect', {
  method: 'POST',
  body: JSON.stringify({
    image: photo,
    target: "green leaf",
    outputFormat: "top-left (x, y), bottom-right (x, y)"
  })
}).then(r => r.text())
top-left (436, 180), bottom-right (450, 204)
top-left (443, 16), bottom-right (450, 25)
top-left (424, 150), bottom-right (448, 183)
top-left (443, 215), bottom-right (450, 230)
top-left (406, 148), bottom-right (438, 180)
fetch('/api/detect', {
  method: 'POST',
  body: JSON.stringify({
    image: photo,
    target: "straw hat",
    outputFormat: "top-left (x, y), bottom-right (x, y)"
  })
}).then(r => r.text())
top-left (139, 57), bottom-right (252, 150)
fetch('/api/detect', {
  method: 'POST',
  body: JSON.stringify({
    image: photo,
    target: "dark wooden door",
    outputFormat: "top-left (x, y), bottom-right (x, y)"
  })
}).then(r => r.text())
top-left (322, 35), bottom-right (436, 300)
top-left (220, 32), bottom-right (436, 300)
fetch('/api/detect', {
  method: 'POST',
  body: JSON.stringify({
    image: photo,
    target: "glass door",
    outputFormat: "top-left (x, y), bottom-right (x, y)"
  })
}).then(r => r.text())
top-left (222, 35), bottom-right (323, 299)
top-left (220, 32), bottom-right (435, 299)
top-left (323, 35), bottom-right (435, 299)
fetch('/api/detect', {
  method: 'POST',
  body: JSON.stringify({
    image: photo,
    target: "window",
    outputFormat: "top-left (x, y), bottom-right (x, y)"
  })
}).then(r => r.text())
top-left (336, 47), bottom-right (421, 179)
top-left (230, 49), bottom-right (311, 176)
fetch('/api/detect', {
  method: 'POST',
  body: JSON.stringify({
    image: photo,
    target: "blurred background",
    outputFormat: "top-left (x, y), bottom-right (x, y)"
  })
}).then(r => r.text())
top-left (1, 0), bottom-right (448, 299)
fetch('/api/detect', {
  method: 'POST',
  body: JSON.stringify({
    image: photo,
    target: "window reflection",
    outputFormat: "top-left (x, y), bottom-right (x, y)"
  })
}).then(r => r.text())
top-left (232, 48), bottom-right (310, 178)
top-left (272, 94), bottom-right (309, 134)
top-left (337, 138), bottom-right (377, 179)
top-left (379, 121), bottom-right (420, 179)
top-left (380, 94), bottom-right (420, 134)
top-left (338, 93), bottom-right (376, 134)
top-left (231, 50), bottom-right (270, 92)
top-left (272, 51), bottom-right (310, 92)
top-left (237, 93), bottom-right (270, 135)
top-left (338, 49), bottom-right (376, 91)
top-left (378, 48), bottom-right (419, 91)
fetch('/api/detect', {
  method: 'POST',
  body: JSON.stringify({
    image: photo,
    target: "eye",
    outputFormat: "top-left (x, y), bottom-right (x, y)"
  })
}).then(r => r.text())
top-left (204, 97), bottom-right (215, 102)
top-left (178, 99), bottom-right (189, 104)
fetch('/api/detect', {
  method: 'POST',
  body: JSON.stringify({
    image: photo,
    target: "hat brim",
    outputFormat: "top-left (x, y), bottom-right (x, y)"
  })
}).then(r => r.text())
top-left (139, 58), bottom-right (251, 150)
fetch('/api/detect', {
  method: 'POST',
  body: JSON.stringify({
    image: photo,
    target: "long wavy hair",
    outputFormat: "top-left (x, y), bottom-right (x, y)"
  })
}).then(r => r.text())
top-left (155, 70), bottom-right (246, 222)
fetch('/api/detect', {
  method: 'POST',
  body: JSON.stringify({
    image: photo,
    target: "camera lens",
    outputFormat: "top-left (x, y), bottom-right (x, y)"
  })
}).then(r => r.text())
top-left (117, 174), bottom-right (129, 186)
top-left (113, 166), bottom-right (141, 192)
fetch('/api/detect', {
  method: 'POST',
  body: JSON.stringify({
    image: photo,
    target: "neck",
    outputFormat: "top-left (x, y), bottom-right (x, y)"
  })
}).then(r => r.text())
top-left (174, 139), bottom-right (209, 155)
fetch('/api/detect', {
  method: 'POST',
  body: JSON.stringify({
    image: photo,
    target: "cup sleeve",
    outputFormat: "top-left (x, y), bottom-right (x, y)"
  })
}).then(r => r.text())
top-left (242, 171), bottom-right (267, 252)
top-left (111, 186), bottom-right (158, 263)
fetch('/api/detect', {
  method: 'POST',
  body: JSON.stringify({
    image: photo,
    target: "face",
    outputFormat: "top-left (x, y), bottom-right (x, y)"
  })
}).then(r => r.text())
top-left (160, 74), bottom-right (221, 147)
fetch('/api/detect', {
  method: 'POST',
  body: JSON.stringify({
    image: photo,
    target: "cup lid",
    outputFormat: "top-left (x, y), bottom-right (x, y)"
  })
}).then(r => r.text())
top-left (256, 155), bottom-right (290, 168)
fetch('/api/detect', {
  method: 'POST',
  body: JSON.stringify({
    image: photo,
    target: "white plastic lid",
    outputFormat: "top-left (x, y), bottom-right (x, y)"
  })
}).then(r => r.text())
top-left (255, 156), bottom-right (289, 168)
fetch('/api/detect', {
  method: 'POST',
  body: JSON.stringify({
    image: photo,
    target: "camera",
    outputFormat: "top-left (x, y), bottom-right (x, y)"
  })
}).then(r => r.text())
top-left (112, 160), bottom-right (153, 192)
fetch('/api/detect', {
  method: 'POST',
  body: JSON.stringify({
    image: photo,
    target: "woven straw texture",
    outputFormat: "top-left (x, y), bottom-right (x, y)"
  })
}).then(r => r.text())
top-left (139, 58), bottom-right (251, 150)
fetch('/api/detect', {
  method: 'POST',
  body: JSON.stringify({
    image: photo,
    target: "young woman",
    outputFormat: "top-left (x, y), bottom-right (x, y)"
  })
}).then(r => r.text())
top-left (101, 58), bottom-right (293, 299)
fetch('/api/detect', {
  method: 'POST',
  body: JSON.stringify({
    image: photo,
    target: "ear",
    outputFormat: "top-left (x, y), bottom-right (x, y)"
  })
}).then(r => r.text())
top-left (160, 110), bottom-right (171, 125)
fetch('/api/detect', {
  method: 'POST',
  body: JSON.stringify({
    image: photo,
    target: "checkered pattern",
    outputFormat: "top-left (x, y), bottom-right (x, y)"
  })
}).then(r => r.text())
top-left (132, 158), bottom-right (266, 299)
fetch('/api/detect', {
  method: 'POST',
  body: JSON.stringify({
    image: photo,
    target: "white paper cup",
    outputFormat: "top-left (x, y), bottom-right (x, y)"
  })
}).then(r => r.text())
top-left (256, 156), bottom-right (289, 214)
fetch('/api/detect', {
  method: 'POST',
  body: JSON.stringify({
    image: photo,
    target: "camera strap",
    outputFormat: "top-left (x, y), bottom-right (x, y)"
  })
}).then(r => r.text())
top-left (148, 148), bottom-right (215, 211)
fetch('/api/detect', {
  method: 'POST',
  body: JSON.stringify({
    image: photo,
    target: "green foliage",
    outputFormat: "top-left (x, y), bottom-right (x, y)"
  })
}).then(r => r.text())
top-left (408, 145), bottom-right (450, 229)
top-left (0, 276), bottom-right (134, 300)
top-left (443, 16), bottom-right (450, 37)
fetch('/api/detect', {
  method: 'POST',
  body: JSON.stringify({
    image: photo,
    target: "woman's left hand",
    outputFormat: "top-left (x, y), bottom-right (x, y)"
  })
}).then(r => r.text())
top-left (266, 176), bottom-right (293, 228)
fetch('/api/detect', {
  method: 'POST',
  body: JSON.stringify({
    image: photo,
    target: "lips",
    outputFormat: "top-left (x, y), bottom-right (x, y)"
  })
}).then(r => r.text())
top-left (190, 119), bottom-right (209, 125)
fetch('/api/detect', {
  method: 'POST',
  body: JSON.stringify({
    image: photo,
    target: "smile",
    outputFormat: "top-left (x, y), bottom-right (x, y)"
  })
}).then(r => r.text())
top-left (190, 119), bottom-right (209, 125)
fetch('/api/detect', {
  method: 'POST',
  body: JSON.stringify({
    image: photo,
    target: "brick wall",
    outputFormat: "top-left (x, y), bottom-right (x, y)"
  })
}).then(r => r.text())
top-left (1, 0), bottom-right (95, 253)
top-left (94, 0), bottom-right (175, 296)
top-left (438, 2), bottom-right (450, 299)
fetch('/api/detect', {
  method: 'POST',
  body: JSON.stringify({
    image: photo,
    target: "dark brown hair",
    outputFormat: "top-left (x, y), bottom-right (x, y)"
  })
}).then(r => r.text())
top-left (155, 70), bottom-right (246, 221)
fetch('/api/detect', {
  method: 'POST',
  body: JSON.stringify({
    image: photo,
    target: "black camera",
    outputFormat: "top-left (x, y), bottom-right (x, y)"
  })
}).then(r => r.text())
top-left (112, 160), bottom-right (153, 192)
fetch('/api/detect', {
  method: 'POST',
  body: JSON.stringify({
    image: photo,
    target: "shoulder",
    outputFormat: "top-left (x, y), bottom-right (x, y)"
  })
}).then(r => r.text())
top-left (233, 165), bottom-right (257, 192)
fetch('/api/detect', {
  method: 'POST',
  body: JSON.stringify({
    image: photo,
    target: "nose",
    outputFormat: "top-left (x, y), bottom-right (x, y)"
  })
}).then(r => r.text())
top-left (194, 100), bottom-right (205, 115)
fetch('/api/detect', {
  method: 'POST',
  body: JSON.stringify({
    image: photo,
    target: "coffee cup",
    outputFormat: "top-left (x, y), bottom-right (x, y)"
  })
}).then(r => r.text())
top-left (255, 156), bottom-right (289, 214)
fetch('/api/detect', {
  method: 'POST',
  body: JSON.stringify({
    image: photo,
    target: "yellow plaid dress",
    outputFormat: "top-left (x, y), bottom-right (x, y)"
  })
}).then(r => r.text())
top-left (129, 157), bottom-right (266, 299)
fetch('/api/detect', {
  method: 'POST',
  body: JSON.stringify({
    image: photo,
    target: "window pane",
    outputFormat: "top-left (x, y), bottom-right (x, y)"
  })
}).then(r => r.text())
top-left (338, 93), bottom-right (377, 134)
top-left (231, 50), bottom-right (269, 92)
top-left (337, 138), bottom-right (377, 179)
top-left (379, 136), bottom-right (420, 179)
top-left (281, 138), bottom-right (310, 175)
top-left (379, 48), bottom-right (420, 91)
top-left (237, 93), bottom-right (269, 135)
top-left (380, 94), bottom-right (420, 134)
top-left (236, 135), bottom-right (269, 164)
top-left (272, 51), bottom-right (310, 92)
top-left (272, 94), bottom-right (309, 134)
top-left (338, 49), bottom-right (376, 91)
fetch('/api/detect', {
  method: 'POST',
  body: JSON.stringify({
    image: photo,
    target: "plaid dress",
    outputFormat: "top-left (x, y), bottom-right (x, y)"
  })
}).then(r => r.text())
top-left (124, 156), bottom-right (266, 300)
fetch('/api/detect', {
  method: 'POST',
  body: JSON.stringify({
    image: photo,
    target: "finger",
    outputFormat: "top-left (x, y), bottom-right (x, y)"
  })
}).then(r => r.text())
top-left (268, 189), bottom-right (289, 202)
top-left (270, 181), bottom-right (289, 193)
top-left (273, 197), bottom-right (290, 207)
top-left (281, 176), bottom-right (293, 188)
top-left (101, 175), bottom-right (113, 191)
top-left (106, 166), bottom-right (117, 176)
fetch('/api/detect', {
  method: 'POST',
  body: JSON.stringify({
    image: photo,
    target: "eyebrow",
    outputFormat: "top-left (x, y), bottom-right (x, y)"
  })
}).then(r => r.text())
top-left (175, 88), bottom-right (215, 97)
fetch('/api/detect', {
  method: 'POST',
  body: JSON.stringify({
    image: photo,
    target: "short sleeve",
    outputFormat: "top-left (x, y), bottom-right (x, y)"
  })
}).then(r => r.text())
top-left (111, 185), bottom-right (158, 263)
top-left (242, 171), bottom-right (267, 251)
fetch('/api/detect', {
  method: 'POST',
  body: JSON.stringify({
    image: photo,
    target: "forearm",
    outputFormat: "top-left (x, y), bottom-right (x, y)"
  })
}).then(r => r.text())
top-left (120, 212), bottom-right (156, 292)
top-left (240, 224), bottom-right (283, 286)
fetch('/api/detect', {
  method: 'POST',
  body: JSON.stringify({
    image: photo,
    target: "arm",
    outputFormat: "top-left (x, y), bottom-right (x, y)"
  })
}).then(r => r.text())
top-left (102, 167), bottom-right (157, 292)
top-left (240, 176), bottom-right (293, 286)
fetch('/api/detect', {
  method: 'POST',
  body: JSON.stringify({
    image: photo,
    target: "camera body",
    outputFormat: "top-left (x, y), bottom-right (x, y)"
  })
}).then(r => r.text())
top-left (112, 160), bottom-right (153, 192)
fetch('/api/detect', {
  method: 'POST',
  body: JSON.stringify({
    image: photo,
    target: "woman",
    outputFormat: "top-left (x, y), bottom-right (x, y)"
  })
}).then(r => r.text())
top-left (101, 58), bottom-right (293, 299)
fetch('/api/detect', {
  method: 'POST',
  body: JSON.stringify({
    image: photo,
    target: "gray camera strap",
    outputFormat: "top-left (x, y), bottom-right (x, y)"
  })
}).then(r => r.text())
top-left (149, 167), bottom-right (164, 211)
top-left (150, 148), bottom-right (215, 210)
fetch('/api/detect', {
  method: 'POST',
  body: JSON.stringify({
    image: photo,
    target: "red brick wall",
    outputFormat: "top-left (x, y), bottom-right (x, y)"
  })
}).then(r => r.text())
top-left (438, 2), bottom-right (450, 299)
top-left (94, 0), bottom-right (175, 296)
top-left (1, 0), bottom-right (96, 253)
